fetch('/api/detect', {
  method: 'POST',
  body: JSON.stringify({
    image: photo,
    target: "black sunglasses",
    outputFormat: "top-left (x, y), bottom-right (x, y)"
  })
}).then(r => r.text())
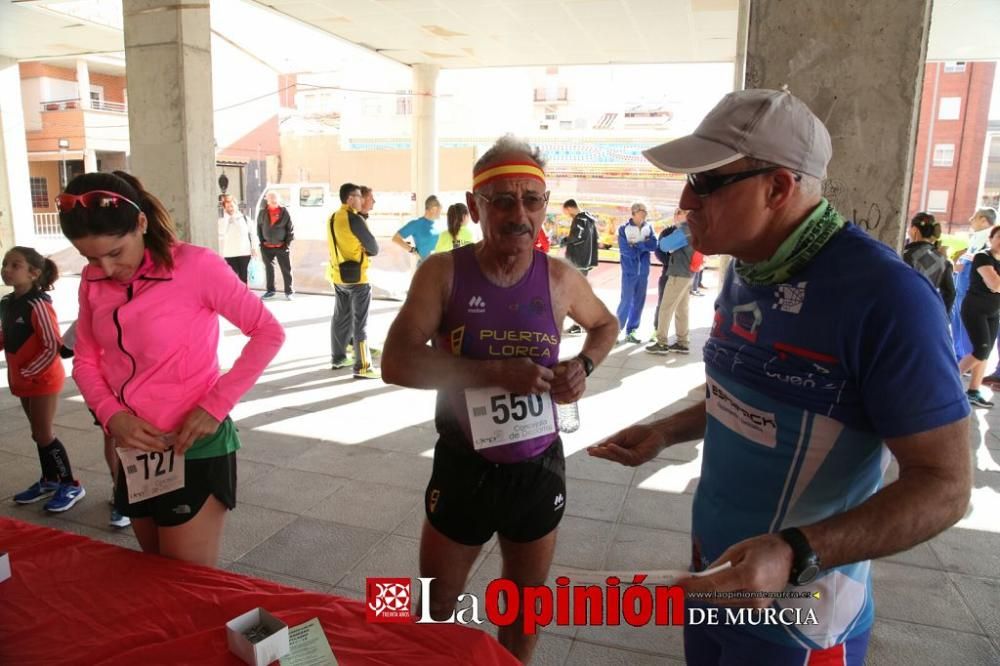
top-left (687, 167), bottom-right (799, 197)
top-left (474, 191), bottom-right (550, 213)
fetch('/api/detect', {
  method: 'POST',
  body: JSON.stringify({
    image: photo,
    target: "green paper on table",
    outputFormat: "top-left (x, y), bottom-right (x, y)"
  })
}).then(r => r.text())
top-left (279, 618), bottom-right (337, 666)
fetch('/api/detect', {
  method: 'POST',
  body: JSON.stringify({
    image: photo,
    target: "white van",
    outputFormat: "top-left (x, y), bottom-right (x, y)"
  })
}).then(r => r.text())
top-left (254, 183), bottom-right (334, 241)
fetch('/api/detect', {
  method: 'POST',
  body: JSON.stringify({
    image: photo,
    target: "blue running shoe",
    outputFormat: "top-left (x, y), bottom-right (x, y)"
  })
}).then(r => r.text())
top-left (14, 479), bottom-right (60, 504)
top-left (44, 482), bottom-right (86, 512)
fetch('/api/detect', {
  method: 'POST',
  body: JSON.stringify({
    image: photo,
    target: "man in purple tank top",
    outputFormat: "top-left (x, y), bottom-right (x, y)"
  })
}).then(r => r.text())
top-left (382, 135), bottom-right (618, 663)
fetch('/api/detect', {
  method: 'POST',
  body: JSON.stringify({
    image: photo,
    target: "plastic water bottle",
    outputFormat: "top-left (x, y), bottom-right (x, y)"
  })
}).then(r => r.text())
top-left (557, 402), bottom-right (580, 433)
top-left (658, 223), bottom-right (692, 253)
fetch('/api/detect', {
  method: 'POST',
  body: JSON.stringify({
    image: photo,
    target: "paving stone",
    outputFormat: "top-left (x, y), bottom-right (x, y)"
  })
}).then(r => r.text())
top-left (237, 516), bottom-right (383, 587)
top-left (604, 524), bottom-right (691, 573)
top-left (880, 542), bottom-right (944, 570)
top-left (336, 534), bottom-right (421, 593)
top-left (285, 442), bottom-right (391, 479)
top-left (552, 516), bottom-right (617, 571)
top-left (564, 477), bottom-right (628, 522)
top-left (238, 467), bottom-right (345, 514)
top-left (530, 632), bottom-right (573, 666)
top-left (220, 502), bottom-right (298, 562)
top-left (363, 452), bottom-right (434, 491)
top-left (865, 619), bottom-right (998, 666)
top-left (565, 451), bottom-right (636, 486)
top-left (949, 573), bottom-right (1000, 649)
top-left (871, 560), bottom-right (981, 632)
top-left (622, 487), bottom-right (692, 533)
top-left (928, 526), bottom-right (1000, 579)
top-left (305, 480), bottom-right (421, 532)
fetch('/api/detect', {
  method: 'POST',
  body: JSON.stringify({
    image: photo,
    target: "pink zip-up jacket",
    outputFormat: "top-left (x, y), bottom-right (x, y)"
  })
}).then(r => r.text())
top-left (73, 242), bottom-right (285, 433)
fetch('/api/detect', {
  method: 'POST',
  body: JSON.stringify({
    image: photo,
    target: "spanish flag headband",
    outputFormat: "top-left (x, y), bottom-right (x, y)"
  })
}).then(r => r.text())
top-left (472, 160), bottom-right (546, 191)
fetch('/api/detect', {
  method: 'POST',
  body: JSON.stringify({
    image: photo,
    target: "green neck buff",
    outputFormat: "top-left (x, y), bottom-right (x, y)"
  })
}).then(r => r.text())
top-left (735, 199), bottom-right (846, 286)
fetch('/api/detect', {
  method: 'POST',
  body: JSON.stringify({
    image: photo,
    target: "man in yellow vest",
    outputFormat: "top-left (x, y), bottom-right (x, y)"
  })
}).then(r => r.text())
top-left (328, 182), bottom-right (380, 378)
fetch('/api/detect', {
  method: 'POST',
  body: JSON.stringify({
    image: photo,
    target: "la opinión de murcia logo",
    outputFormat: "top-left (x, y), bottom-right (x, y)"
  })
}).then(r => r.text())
top-left (365, 576), bottom-right (821, 632)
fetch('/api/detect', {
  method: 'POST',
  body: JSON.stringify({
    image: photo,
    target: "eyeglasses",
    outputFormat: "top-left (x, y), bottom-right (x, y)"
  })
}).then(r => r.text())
top-left (55, 190), bottom-right (142, 213)
top-left (474, 191), bottom-right (550, 213)
top-left (686, 167), bottom-right (799, 198)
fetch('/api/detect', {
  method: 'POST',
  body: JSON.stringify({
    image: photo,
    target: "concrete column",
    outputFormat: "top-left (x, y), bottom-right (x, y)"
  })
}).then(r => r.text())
top-left (0, 57), bottom-right (35, 250)
top-left (745, 1), bottom-right (932, 251)
top-left (411, 64), bottom-right (439, 212)
top-left (76, 59), bottom-right (92, 109)
top-left (122, 0), bottom-right (216, 247)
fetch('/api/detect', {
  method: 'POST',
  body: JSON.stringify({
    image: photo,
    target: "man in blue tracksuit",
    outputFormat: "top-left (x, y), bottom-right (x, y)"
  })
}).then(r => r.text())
top-left (615, 202), bottom-right (658, 343)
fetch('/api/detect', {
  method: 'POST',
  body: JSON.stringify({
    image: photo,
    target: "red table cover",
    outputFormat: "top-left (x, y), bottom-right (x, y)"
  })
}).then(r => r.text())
top-left (0, 518), bottom-right (518, 666)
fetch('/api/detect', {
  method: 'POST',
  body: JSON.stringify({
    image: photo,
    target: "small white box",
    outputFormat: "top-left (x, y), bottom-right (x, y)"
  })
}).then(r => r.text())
top-left (0, 552), bottom-right (9, 582)
top-left (226, 607), bottom-right (290, 666)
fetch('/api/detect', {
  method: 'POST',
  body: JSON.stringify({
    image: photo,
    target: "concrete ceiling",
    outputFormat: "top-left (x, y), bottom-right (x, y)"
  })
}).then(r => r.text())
top-left (250, 0), bottom-right (741, 68)
top-left (1, 0), bottom-right (998, 72)
top-left (0, 1), bottom-right (124, 63)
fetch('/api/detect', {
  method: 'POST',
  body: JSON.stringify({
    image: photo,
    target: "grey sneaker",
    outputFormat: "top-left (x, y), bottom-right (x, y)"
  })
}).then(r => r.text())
top-left (667, 342), bottom-right (691, 354)
top-left (645, 342), bottom-right (670, 355)
top-left (109, 507), bottom-right (131, 528)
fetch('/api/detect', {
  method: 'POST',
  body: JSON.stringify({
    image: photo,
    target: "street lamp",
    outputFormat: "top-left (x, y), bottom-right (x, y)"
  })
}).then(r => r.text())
top-left (57, 138), bottom-right (70, 188)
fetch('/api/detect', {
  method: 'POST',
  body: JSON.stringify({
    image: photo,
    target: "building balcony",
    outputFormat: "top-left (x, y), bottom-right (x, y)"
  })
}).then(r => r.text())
top-left (40, 97), bottom-right (127, 113)
top-left (27, 100), bottom-right (130, 156)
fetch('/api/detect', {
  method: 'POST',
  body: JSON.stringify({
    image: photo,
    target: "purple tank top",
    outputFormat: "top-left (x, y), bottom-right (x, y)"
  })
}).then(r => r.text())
top-left (434, 244), bottom-right (561, 463)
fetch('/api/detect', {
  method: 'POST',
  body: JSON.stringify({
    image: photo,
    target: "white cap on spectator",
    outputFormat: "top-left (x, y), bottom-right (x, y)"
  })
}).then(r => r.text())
top-left (642, 87), bottom-right (832, 179)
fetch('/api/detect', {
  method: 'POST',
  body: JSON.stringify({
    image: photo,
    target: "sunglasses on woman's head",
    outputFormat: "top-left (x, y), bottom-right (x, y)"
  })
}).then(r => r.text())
top-left (55, 190), bottom-right (142, 213)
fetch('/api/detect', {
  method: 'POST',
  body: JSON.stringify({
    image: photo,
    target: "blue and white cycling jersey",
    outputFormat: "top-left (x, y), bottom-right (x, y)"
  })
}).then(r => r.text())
top-left (693, 223), bottom-right (969, 649)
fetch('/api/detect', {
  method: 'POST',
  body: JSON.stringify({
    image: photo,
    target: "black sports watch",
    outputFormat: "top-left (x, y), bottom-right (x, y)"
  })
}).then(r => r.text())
top-left (779, 527), bottom-right (821, 586)
top-left (576, 353), bottom-right (595, 377)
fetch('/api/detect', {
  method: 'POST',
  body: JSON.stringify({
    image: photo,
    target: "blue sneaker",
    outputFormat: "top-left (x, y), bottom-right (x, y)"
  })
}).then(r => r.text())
top-left (14, 479), bottom-right (60, 504)
top-left (44, 482), bottom-right (86, 512)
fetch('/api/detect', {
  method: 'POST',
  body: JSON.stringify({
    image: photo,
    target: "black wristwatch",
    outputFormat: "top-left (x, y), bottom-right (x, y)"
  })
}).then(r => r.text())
top-left (576, 353), bottom-right (595, 377)
top-left (779, 527), bottom-right (821, 586)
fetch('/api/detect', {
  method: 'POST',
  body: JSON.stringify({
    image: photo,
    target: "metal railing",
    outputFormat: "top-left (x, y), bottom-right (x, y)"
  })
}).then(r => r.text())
top-left (39, 98), bottom-right (127, 113)
top-left (33, 212), bottom-right (62, 238)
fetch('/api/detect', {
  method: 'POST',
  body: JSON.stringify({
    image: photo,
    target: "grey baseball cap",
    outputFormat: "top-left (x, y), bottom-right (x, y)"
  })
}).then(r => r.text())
top-left (642, 88), bottom-right (832, 179)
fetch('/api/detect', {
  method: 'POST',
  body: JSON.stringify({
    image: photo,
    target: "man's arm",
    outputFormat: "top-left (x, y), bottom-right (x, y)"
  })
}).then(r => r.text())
top-left (588, 399), bottom-right (707, 466)
top-left (349, 214), bottom-right (379, 255)
top-left (939, 267), bottom-right (956, 314)
top-left (681, 417), bottom-right (971, 606)
top-left (284, 209), bottom-right (294, 243)
top-left (392, 231), bottom-right (417, 254)
top-left (565, 216), bottom-right (584, 247)
top-left (381, 255), bottom-right (554, 395)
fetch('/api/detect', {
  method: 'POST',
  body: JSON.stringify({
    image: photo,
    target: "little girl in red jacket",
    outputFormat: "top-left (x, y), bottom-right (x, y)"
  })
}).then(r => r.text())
top-left (1, 246), bottom-right (85, 512)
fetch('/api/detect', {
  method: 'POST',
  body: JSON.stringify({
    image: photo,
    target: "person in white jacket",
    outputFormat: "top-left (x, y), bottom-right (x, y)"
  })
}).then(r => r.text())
top-left (217, 194), bottom-right (257, 283)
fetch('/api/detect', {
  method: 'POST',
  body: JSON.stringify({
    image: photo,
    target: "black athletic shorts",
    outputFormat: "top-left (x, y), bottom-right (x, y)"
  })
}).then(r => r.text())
top-left (961, 293), bottom-right (1000, 361)
top-left (425, 437), bottom-right (566, 546)
top-left (114, 452), bottom-right (237, 527)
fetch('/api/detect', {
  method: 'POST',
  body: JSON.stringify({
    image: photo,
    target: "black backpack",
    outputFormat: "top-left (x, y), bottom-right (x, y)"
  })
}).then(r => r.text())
top-left (907, 243), bottom-right (947, 288)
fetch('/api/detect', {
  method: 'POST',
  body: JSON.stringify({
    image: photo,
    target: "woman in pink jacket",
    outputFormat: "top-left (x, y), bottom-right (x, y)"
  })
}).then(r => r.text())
top-left (58, 171), bottom-right (285, 566)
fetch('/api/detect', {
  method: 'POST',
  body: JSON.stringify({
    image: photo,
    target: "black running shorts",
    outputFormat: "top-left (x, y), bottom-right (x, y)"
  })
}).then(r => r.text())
top-left (114, 452), bottom-right (237, 527)
top-left (424, 437), bottom-right (566, 546)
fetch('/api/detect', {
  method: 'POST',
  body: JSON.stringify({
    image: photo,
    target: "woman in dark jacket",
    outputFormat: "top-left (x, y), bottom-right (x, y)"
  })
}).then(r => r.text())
top-left (902, 212), bottom-right (955, 315)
